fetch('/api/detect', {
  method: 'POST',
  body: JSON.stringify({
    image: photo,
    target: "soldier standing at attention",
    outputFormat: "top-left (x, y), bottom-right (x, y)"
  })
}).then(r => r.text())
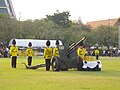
top-left (53, 40), bottom-right (61, 71)
top-left (95, 47), bottom-right (100, 60)
top-left (26, 42), bottom-right (33, 66)
top-left (10, 39), bottom-right (18, 68)
top-left (44, 40), bottom-right (53, 71)
top-left (53, 40), bottom-right (60, 57)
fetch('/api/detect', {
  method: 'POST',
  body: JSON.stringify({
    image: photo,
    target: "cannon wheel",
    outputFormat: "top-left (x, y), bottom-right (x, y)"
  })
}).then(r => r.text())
top-left (52, 57), bottom-right (61, 71)
top-left (77, 56), bottom-right (83, 71)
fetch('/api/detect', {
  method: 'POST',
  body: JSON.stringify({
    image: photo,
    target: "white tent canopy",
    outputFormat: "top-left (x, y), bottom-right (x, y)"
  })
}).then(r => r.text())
top-left (8, 39), bottom-right (63, 48)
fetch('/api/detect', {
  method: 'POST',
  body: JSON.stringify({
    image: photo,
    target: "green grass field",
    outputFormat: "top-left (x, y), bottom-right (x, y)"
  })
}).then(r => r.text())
top-left (0, 56), bottom-right (120, 90)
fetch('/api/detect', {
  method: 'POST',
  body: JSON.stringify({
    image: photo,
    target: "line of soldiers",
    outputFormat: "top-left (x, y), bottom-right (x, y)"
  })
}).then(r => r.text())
top-left (43, 40), bottom-right (60, 71)
top-left (9, 39), bottom-right (60, 71)
top-left (10, 39), bottom-right (33, 68)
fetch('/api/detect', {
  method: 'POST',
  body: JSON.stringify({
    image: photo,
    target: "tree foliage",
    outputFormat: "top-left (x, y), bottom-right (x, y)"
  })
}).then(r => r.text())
top-left (94, 25), bottom-right (118, 48)
top-left (0, 15), bottom-right (18, 45)
top-left (46, 10), bottom-right (71, 28)
top-left (0, 14), bottom-right (119, 48)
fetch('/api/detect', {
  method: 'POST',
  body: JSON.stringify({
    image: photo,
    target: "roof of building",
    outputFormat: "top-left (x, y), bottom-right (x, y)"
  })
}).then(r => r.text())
top-left (86, 18), bottom-right (119, 28)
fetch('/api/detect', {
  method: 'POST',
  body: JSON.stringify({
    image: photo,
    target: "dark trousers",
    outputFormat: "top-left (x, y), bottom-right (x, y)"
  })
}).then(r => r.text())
top-left (96, 55), bottom-right (99, 60)
top-left (45, 59), bottom-right (51, 71)
top-left (11, 56), bottom-right (17, 68)
top-left (77, 56), bottom-right (83, 71)
top-left (28, 56), bottom-right (32, 66)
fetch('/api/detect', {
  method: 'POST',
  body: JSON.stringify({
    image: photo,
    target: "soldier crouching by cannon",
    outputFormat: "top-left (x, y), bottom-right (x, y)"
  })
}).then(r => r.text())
top-left (77, 43), bottom-right (87, 71)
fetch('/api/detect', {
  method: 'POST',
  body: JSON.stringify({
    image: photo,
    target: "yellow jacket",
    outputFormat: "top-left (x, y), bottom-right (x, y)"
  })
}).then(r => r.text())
top-left (26, 47), bottom-right (33, 56)
top-left (44, 47), bottom-right (53, 59)
top-left (77, 48), bottom-right (83, 56)
top-left (77, 48), bottom-right (86, 56)
top-left (10, 46), bottom-right (18, 56)
top-left (53, 47), bottom-right (60, 57)
top-left (77, 47), bottom-right (87, 60)
top-left (95, 49), bottom-right (99, 55)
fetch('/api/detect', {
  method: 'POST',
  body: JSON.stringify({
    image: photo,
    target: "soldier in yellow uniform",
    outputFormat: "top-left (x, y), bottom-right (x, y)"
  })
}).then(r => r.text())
top-left (10, 39), bottom-right (18, 68)
top-left (77, 45), bottom-right (87, 61)
top-left (26, 42), bottom-right (33, 66)
top-left (95, 47), bottom-right (100, 60)
top-left (77, 43), bottom-right (87, 70)
top-left (53, 40), bottom-right (60, 57)
top-left (44, 40), bottom-right (53, 71)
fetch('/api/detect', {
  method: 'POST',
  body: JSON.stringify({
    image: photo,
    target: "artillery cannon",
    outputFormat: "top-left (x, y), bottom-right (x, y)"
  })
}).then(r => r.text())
top-left (52, 37), bottom-right (102, 71)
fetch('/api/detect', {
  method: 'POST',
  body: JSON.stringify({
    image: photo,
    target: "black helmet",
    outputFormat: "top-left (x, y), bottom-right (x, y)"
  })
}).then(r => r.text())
top-left (46, 40), bottom-right (50, 46)
top-left (28, 42), bottom-right (32, 47)
top-left (12, 39), bottom-right (16, 45)
top-left (56, 40), bottom-right (59, 45)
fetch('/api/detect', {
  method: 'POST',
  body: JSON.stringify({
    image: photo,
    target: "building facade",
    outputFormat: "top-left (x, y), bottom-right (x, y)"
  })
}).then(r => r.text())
top-left (0, 0), bottom-right (15, 18)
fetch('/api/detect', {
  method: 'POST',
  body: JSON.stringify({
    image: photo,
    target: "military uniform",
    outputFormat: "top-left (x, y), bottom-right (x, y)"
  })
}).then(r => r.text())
top-left (77, 46), bottom-right (87, 70)
top-left (95, 49), bottom-right (99, 60)
top-left (53, 47), bottom-right (60, 57)
top-left (26, 47), bottom-right (33, 66)
top-left (44, 47), bottom-right (52, 71)
top-left (10, 45), bottom-right (18, 68)
top-left (77, 47), bottom-right (87, 61)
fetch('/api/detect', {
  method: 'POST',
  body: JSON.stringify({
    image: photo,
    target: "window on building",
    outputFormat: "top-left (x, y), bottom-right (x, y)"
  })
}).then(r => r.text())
top-left (0, 8), bottom-right (8, 14)
top-left (0, 0), bottom-right (6, 7)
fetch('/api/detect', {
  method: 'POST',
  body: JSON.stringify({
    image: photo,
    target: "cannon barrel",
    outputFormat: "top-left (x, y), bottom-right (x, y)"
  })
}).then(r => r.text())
top-left (66, 43), bottom-right (75, 51)
top-left (66, 37), bottom-right (86, 55)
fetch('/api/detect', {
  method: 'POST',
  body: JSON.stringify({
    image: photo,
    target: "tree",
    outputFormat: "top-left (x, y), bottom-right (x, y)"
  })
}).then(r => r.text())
top-left (95, 25), bottom-right (118, 49)
top-left (0, 15), bottom-right (19, 45)
top-left (46, 10), bottom-right (72, 28)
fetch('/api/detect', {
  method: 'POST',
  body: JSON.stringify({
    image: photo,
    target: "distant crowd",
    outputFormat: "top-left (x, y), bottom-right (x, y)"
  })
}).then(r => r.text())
top-left (0, 46), bottom-right (9, 58)
top-left (0, 46), bottom-right (120, 58)
top-left (87, 48), bottom-right (120, 57)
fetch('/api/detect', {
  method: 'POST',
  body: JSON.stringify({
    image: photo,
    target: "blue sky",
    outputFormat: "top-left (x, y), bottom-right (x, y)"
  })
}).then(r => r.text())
top-left (11, 0), bottom-right (120, 23)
